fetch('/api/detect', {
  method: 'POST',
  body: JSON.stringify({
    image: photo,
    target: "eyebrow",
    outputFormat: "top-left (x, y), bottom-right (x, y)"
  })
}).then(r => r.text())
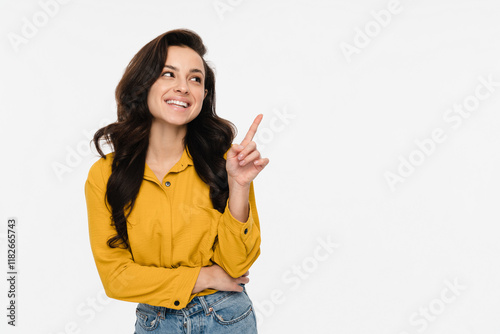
top-left (164, 65), bottom-right (205, 77)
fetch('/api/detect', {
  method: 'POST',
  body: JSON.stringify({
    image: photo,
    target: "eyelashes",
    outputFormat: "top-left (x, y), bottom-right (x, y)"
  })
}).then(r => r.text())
top-left (161, 71), bottom-right (202, 83)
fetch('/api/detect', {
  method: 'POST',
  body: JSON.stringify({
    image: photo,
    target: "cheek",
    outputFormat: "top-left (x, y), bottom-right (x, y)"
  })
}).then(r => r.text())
top-left (146, 93), bottom-right (155, 113)
top-left (195, 87), bottom-right (206, 102)
top-left (147, 85), bottom-right (162, 108)
top-left (195, 92), bottom-right (206, 112)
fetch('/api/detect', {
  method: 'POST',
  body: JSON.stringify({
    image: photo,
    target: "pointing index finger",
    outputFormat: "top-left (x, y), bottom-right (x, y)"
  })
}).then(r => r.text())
top-left (240, 114), bottom-right (263, 147)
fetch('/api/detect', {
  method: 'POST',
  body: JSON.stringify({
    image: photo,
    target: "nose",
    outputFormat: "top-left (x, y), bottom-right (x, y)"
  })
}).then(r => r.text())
top-left (174, 78), bottom-right (189, 95)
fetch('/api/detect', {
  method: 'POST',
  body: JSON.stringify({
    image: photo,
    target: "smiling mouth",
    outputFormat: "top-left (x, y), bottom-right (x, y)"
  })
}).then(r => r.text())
top-left (165, 99), bottom-right (190, 108)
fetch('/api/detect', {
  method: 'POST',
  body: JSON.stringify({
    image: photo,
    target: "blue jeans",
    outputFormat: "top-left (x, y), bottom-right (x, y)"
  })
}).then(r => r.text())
top-left (134, 285), bottom-right (258, 333)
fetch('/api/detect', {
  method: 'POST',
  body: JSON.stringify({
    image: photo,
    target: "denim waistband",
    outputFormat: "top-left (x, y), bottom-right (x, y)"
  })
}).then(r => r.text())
top-left (138, 285), bottom-right (246, 318)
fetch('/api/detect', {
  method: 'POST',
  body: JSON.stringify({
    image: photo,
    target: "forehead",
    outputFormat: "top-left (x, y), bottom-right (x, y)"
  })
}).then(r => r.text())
top-left (165, 45), bottom-right (204, 72)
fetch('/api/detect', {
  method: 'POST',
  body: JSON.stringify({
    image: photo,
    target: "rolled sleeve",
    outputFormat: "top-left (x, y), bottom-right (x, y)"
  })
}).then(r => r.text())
top-left (211, 182), bottom-right (261, 278)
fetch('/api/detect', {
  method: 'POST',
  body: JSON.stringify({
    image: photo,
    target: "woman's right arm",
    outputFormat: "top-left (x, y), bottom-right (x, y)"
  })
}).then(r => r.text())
top-left (85, 158), bottom-right (202, 310)
top-left (86, 158), bottom-right (249, 305)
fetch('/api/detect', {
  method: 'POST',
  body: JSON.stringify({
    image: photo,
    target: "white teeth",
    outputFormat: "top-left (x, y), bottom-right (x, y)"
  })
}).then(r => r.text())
top-left (166, 100), bottom-right (188, 108)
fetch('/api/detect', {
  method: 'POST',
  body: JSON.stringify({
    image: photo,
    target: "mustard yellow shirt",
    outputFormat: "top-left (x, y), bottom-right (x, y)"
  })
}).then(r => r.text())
top-left (84, 146), bottom-right (261, 310)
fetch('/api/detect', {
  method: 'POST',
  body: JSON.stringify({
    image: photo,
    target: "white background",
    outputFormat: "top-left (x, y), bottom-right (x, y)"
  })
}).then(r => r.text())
top-left (1, 0), bottom-right (500, 333)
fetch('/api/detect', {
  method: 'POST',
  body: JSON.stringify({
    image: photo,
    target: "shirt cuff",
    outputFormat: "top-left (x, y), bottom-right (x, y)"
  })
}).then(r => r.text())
top-left (169, 266), bottom-right (202, 310)
top-left (222, 200), bottom-right (254, 241)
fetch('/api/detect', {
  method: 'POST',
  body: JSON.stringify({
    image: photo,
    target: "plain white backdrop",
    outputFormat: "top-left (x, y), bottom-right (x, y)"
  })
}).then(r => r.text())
top-left (1, 0), bottom-right (500, 333)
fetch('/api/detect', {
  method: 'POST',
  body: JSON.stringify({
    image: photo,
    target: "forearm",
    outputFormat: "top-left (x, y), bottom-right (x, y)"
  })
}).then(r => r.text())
top-left (212, 181), bottom-right (261, 278)
top-left (227, 178), bottom-right (250, 222)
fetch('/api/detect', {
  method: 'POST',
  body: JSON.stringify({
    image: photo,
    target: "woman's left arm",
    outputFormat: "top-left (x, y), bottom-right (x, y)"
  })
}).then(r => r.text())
top-left (212, 181), bottom-right (261, 278)
top-left (211, 114), bottom-right (270, 278)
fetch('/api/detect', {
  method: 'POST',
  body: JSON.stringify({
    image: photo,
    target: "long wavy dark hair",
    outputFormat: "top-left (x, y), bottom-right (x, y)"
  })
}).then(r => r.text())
top-left (93, 29), bottom-right (236, 249)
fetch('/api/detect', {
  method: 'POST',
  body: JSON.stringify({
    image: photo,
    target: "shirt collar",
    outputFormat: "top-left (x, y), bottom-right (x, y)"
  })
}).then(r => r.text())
top-left (143, 146), bottom-right (193, 182)
top-left (176, 145), bottom-right (194, 171)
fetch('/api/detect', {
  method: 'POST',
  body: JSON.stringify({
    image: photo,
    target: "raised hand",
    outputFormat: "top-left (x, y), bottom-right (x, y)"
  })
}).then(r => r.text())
top-left (226, 114), bottom-right (270, 187)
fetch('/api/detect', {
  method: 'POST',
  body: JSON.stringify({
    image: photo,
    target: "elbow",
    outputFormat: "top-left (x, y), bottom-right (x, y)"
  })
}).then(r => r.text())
top-left (102, 285), bottom-right (119, 300)
top-left (212, 234), bottom-right (262, 278)
top-left (101, 267), bottom-right (137, 299)
top-left (102, 279), bottom-right (124, 300)
top-left (226, 247), bottom-right (261, 278)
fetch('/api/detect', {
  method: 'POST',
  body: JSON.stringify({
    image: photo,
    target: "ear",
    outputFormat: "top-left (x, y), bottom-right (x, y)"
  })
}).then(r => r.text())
top-left (204, 89), bottom-right (208, 99)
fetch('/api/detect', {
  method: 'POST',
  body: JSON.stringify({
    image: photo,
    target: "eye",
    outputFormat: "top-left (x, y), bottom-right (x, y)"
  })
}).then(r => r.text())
top-left (162, 71), bottom-right (174, 78)
top-left (190, 76), bottom-right (202, 83)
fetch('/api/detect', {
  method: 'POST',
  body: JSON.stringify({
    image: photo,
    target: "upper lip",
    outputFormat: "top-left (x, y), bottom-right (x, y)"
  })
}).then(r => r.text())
top-left (164, 97), bottom-right (191, 107)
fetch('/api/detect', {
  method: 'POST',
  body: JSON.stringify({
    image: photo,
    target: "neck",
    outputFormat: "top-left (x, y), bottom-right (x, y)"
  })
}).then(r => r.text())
top-left (146, 120), bottom-right (187, 164)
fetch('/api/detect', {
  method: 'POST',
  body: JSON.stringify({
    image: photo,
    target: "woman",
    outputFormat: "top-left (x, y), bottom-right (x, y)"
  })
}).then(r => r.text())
top-left (84, 29), bottom-right (269, 333)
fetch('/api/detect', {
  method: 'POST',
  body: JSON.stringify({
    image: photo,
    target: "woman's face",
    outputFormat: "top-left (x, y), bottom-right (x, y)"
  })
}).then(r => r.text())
top-left (147, 45), bottom-right (207, 128)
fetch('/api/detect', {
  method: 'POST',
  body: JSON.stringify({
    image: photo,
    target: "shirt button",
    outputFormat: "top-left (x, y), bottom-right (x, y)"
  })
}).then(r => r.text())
top-left (244, 228), bottom-right (248, 234)
top-left (174, 300), bottom-right (180, 306)
top-left (165, 181), bottom-right (171, 187)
